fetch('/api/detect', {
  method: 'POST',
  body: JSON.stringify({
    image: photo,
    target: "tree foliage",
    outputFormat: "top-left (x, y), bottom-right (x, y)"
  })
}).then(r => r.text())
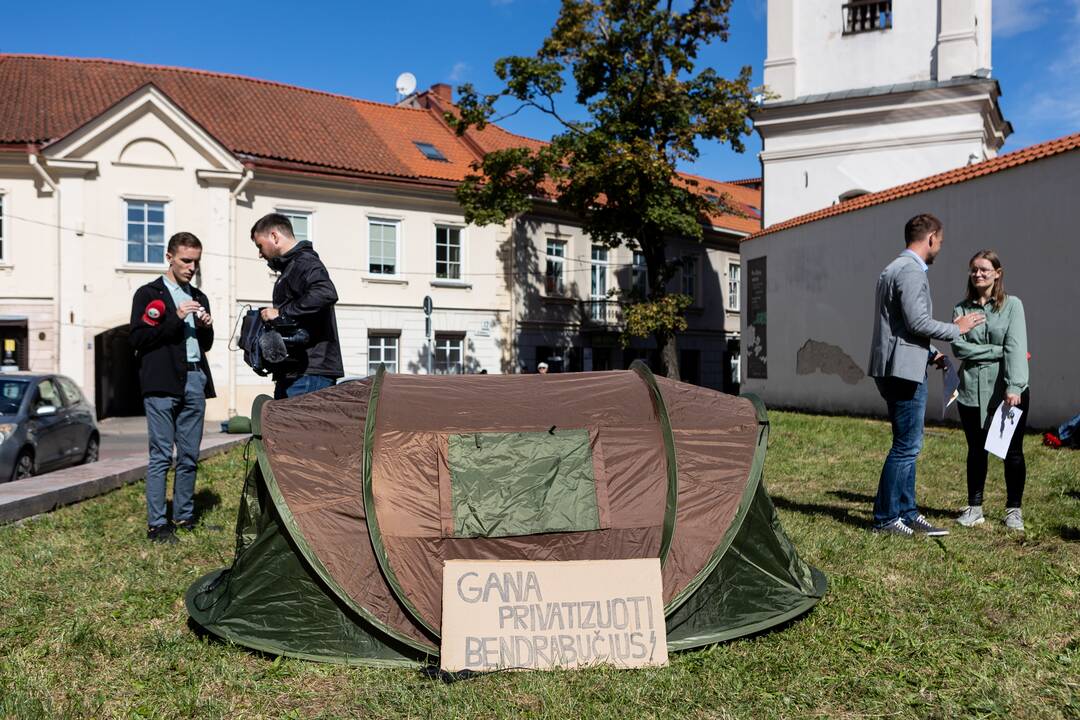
top-left (451, 0), bottom-right (754, 378)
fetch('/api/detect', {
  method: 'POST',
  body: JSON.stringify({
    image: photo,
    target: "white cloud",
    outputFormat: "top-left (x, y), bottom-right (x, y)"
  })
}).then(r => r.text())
top-left (449, 62), bottom-right (469, 82)
top-left (994, 0), bottom-right (1049, 37)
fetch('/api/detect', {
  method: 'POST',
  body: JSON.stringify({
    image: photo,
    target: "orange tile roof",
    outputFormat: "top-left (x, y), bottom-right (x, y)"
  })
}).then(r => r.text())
top-left (747, 130), bottom-right (1080, 241)
top-left (0, 53), bottom-right (757, 233)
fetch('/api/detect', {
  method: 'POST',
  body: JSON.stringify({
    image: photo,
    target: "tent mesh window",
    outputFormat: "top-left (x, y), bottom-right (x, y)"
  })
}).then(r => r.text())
top-left (446, 428), bottom-right (603, 538)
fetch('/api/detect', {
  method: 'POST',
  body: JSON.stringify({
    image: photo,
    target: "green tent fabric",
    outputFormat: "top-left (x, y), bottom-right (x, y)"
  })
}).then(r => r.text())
top-left (186, 366), bottom-right (826, 666)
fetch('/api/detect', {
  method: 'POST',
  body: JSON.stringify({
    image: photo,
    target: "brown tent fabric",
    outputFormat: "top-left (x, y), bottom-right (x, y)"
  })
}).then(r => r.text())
top-left (261, 381), bottom-right (436, 651)
top-left (262, 369), bottom-right (763, 641)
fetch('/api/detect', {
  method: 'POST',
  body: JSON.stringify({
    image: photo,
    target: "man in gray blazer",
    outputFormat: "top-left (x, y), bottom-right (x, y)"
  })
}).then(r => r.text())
top-left (868, 213), bottom-right (985, 537)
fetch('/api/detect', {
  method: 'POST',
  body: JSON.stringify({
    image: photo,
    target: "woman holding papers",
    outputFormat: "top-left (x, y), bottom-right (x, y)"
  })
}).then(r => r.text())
top-left (951, 250), bottom-right (1029, 531)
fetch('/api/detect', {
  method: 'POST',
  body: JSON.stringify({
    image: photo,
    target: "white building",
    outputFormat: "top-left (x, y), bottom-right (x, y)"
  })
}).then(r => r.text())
top-left (0, 55), bottom-right (756, 421)
top-left (739, 132), bottom-right (1080, 428)
top-left (755, 0), bottom-right (1011, 226)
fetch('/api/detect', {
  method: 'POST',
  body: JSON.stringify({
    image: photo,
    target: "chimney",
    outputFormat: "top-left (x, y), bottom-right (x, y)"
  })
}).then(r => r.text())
top-left (430, 83), bottom-right (453, 104)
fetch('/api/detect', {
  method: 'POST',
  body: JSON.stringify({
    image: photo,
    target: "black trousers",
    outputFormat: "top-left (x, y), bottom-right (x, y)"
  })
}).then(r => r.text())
top-left (958, 390), bottom-right (1029, 508)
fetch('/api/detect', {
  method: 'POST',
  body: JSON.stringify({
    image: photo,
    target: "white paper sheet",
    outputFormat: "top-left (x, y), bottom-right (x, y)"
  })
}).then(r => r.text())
top-left (984, 401), bottom-right (1023, 459)
top-left (941, 355), bottom-right (960, 416)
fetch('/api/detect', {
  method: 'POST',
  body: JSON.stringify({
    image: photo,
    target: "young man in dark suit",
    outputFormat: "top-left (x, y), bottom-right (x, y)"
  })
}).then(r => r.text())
top-left (129, 232), bottom-right (215, 544)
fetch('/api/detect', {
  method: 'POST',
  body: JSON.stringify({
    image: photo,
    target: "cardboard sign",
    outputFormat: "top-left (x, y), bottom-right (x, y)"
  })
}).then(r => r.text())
top-left (440, 558), bottom-right (668, 672)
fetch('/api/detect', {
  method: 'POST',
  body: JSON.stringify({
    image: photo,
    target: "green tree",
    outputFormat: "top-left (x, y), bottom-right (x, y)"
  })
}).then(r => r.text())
top-left (451, 0), bottom-right (754, 379)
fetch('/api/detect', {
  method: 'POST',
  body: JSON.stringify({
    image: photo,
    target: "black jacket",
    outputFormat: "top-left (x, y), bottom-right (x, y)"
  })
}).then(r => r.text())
top-left (268, 241), bottom-right (343, 379)
top-left (129, 277), bottom-right (216, 398)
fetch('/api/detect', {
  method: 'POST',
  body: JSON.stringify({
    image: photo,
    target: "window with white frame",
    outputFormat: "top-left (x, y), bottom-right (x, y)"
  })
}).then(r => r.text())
top-left (126, 200), bottom-right (166, 264)
top-left (545, 239), bottom-right (566, 294)
top-left (0, 194), bottom-right (5, 261)
top-left (368, 334), bottom-right (398, 374)
top-left (435, 226), bottom-right (462, 280)
top-left (435, 335), bottom-right (464, 374)
top-left (278, 210), bottom-right (311, 243)
top-left (681, 255), bottom-right (698, 301)
top-left (590, 245), bottom-right (608, 320)
top-left (728, 262), bottom-right (741, 311)
top-left (368, 219), bottom-right (399, 275)
top-left (632, 252), bottom-right (648, 298)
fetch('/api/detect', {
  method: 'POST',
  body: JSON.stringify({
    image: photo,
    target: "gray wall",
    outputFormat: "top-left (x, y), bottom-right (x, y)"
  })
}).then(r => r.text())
top-left (740, 150), bottom-right (1079, 428)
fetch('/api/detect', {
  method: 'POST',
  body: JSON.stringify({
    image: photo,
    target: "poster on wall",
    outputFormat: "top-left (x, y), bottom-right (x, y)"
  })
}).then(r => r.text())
top-left (747, 256), bottom-right (767, 379)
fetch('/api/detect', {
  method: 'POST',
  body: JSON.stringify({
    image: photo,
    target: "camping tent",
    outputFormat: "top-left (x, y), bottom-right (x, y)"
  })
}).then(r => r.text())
top-left (186, 363), bottom-right (827, 666)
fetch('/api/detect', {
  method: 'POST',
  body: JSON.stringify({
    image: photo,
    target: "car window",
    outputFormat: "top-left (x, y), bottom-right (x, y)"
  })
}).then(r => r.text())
top-left (55, 377), bottom-right (84, 408)
top-left (34, 380), bottom-right (62, 411)
top-left (0, 379), bottom-right (28, 415)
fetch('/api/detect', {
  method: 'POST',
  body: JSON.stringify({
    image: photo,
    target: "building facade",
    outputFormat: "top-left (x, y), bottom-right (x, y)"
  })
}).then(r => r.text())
top-left (755, 0), bottom-right (1011, 226)
top-left (0, 55), bottom-right (756, 421)
top-left (739, 133), bottom-right (1080, 428)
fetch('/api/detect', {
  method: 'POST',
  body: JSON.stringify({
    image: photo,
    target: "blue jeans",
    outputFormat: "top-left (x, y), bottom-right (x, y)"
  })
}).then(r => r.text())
top-left (144, 369), bottom-right (206, 528)
top-left (274, 373), bottom-right (335, 399)
top-left (873, 375), bottom-right (927, 528)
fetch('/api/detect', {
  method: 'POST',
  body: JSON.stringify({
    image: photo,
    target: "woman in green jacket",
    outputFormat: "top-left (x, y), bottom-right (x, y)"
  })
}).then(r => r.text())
top-left (951, 250), bottom-right (1029, 531)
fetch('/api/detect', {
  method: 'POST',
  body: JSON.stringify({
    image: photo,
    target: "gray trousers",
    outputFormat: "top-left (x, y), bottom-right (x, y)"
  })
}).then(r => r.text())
top-left (143, 370), bottom-right (206, 528)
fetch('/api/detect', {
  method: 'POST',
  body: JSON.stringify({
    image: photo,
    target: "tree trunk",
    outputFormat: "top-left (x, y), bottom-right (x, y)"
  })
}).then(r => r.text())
top-left (657, 330), bottom-right (680, 380)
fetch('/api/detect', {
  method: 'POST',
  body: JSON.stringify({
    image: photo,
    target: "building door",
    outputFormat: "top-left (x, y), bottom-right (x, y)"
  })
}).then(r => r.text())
top-left (0, 319), bottom-right (28, 370)
top-left (94, 325), bottom-right (143, 419)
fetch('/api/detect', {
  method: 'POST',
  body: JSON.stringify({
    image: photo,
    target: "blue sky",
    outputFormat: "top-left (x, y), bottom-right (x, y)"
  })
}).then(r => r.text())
top-left (1, 0), bottom-right (1075, 182)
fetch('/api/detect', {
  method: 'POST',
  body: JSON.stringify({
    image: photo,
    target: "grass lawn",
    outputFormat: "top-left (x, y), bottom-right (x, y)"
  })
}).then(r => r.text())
top-left (1, 411), bottom-right (1077, 719)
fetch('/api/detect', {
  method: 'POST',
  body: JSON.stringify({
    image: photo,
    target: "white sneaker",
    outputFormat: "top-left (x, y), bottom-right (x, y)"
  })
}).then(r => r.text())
top-left (1004, 508), bottom-right (1025, 531)
top-left (956, 506), bottom-right (985, 527)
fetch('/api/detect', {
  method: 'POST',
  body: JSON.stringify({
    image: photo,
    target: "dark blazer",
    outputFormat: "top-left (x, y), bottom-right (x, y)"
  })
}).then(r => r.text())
top-left (129, 276), bottom-right (216, 398)
top-left (868, 253), bottom-right (959, 383)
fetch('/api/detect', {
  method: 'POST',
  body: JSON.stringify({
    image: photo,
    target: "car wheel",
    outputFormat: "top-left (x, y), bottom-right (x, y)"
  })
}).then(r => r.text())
top-left (83, 434), bottom-right (100, 464)
top-left (13, 450), bottom-right (34, 481)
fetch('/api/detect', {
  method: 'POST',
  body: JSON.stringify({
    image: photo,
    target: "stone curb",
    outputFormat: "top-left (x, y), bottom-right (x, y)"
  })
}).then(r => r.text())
top-left (0, 435), bottom-right (249, 525)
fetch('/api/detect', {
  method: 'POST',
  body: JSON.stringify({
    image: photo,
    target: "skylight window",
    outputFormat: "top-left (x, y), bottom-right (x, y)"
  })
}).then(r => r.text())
top-left (414, 141), bottom-right (448, 162)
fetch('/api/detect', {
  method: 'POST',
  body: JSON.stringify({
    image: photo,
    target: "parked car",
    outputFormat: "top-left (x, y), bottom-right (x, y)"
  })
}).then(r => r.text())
top-left (0, 372), bottom-right (99, 482)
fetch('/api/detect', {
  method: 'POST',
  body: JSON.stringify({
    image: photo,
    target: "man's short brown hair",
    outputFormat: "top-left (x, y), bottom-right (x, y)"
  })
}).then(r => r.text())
top-left (250, 213), bottom-right (295, 240)
top-left (167, 231), bottom-right (202, 255)
top-left (904, 213), bottom-right (942, 246)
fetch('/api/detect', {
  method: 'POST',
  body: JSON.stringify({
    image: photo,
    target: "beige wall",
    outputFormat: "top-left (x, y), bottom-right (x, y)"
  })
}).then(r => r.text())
top-left (740, 150), bottom-right (1079, 428)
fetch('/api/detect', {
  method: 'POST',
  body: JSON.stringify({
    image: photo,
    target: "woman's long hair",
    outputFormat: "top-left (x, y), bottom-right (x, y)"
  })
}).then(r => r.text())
top-left (965, 249), bottom-right (1006, 311)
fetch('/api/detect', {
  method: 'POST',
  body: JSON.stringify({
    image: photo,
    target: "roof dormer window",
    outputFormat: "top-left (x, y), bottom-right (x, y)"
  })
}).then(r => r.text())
top-left (414, 141), bottom-right (448, 162)
top-left (843, 1), bottom-right (892, 35)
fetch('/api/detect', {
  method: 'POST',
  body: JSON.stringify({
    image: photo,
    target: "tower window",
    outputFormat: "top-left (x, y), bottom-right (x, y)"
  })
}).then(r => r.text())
top-left (843, 1), bottom-right (892, 34)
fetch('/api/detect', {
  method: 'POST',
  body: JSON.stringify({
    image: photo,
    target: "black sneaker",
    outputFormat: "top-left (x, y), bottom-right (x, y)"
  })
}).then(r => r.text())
top-left (147, 524), bottom-right (178, 544)
top-left (872, 518), bottom-right (915, 537)
top-left (906, 514), bottom-right (950, 537)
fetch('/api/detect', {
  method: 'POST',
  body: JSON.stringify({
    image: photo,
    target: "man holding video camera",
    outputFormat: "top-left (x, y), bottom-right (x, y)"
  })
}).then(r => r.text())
top-left (250, 213), bottom-right (343, 398)
top-left (129, 231), bottom-right (215, 544)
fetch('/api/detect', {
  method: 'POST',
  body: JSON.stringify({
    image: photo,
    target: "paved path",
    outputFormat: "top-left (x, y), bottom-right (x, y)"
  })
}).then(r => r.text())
top-left (0, 423), bottom-right (248, 524)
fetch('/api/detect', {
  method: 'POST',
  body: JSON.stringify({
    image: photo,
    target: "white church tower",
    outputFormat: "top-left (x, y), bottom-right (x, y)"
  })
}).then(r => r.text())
top-left (754, 0), bottom-right (1011, 226)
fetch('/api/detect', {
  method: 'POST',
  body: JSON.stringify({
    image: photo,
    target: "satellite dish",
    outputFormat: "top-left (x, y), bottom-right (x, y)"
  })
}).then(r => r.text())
top-left (396, 72), bottom-right (417, 98)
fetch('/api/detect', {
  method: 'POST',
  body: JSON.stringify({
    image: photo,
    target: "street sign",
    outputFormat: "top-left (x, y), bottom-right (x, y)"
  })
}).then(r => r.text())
top-left (423, 295), bottom-right (433, 316)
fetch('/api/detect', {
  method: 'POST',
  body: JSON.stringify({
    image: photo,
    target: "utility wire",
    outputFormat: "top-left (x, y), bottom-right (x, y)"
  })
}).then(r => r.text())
top-left (2, 212), bottom-right (682, 278)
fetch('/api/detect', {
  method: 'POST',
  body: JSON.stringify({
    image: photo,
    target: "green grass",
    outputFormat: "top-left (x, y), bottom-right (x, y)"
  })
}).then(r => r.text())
top-left (1, 411), bottom-right (1077, 719)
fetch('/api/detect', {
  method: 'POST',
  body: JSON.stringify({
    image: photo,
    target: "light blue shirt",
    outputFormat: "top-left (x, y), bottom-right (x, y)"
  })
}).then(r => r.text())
top-left (162, 275), bottom-right (201, 362)
top-left (902, 248), bottom-right (928, 272)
